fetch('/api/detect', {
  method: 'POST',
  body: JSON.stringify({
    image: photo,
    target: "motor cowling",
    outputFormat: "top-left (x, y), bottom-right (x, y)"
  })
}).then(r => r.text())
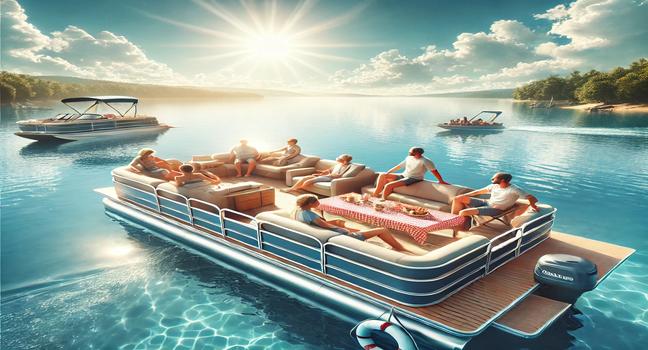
top-left (534, 254), bottom-right (597, 303)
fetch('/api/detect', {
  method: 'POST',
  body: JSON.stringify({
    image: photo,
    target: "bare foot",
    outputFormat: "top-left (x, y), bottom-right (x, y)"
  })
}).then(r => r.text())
top-left (235, 174), bottom-right (243, 178)
top-left (244, 174), bottom-right (251, 177)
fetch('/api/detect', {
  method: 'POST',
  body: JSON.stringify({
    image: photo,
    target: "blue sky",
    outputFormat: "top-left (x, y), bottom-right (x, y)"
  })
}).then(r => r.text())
top-left (2, 0), bottom-right (647, 93)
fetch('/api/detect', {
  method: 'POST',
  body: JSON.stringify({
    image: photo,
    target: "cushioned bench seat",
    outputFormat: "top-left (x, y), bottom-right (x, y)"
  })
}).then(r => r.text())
top-left (157, 181), bottom-right (262, 209)
top-left (112, 166), bottom-right (167, 189)
top-left (325, 234), bottom-right (491, 305)
top-left (256, 210), bottom-right (340, 247)
top-left (192, 153), bottom-right (321, 180)
top-left (361, 180), bottom-right (472, 213)
top-left (254, 209), bottom-right (492, 305)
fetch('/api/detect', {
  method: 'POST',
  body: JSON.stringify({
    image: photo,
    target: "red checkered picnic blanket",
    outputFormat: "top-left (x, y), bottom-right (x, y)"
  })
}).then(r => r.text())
top-left (318, 196), bottom-right (466, 245)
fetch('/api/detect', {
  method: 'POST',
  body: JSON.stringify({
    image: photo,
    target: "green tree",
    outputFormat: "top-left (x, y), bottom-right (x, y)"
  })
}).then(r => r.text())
top-left (1, 81), bottom-right (16, 103)
top-left (575, 74), bottom-right (617, 103)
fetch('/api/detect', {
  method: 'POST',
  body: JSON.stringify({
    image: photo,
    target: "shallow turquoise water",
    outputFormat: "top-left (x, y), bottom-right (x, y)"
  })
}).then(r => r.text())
top-left (1, 97), bottom-right (647, 349)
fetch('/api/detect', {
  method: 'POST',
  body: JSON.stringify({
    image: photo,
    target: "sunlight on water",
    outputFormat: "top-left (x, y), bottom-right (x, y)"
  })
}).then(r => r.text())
top-left (2, 97), bottom-right (648, 349)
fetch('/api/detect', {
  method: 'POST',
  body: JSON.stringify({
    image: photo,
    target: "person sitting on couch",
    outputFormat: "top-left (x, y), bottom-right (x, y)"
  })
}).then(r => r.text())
top-left (260, 138), bottom-right (301, 165)
top-left (229, 139), bottom-right (260, 177)
top-left (129, 148), bottom-right (180, 180)
top-left (372, 147), bottom-right (449, 200)
top-left (282, 154), bottom-right (352, 193)
top-left (174, 164), bottom-right (221, 187)
top-left (451, 172), bottom-right (539, 222)
top-left (293, 194), bottom-right (411, 253)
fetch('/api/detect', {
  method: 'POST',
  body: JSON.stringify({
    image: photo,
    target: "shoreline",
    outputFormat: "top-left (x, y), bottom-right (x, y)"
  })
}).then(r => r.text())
top-left (561, 103), bottom-right (648, 113)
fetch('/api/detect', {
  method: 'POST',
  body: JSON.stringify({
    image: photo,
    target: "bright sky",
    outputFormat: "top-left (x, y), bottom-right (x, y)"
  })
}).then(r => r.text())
top-left (2, 0), bottom-right (647, 94)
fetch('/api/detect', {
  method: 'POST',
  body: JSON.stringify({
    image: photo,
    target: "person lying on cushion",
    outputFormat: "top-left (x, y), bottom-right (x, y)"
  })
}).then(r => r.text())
top-left (260, 138), bottom-right (301, 165)
top-left (282, 154), bottom-right (352, 193)
top-left (174, 164), bottom-right (221, 187)
top-left (292, 194), bottom-right (412, 253)
top-left (129, 148), bottom-right (181, 181)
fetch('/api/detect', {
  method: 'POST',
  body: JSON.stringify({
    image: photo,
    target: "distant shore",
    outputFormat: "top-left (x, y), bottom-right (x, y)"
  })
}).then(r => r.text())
top-left (561, 103), bottom-right (648, 113)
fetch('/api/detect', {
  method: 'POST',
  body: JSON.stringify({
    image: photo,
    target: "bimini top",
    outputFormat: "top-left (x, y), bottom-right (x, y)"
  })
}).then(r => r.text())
top-left (61, 96), bottom-right (138, 104)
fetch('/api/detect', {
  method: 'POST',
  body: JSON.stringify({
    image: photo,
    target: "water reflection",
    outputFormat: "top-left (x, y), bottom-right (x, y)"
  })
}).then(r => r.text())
top-left (2, 98), bottom-right (648, 349)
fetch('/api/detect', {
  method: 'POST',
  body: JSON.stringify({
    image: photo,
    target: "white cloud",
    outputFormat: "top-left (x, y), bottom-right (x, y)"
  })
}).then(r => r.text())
top-left (0, 0), bottom-right (181, 83)
top-left (333, 0), bottom-right (648, 94)
top-left (533, 0), bottom-right (648, 69)
top-left (331, 19), bottom-right (548, 93)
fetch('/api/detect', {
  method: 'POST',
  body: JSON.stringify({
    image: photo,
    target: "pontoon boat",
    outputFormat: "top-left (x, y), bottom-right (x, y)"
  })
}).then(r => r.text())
top-left (438, 110), bottom-right (505, 131)
top-left (96, 152), bottom-right (633, 349)
top-left (15, 96), bottom-right (170, 142)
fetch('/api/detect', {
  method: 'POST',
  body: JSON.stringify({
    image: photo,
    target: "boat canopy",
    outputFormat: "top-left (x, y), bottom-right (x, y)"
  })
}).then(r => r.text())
top-left (61, 96), bottom-right (138, 104)
top-left (61, 96), bottom-right (138, 117)
top-left (469, 110), bottom-right (502, 122)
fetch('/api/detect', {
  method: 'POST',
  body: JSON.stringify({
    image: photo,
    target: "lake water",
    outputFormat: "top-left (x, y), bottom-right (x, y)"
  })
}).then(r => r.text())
top-left (1, 97), bottom-right (647, 349)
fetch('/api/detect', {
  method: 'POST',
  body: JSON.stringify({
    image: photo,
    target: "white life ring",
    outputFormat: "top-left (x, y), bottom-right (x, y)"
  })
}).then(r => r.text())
top-left (355, 319), bottom-right (417, 350)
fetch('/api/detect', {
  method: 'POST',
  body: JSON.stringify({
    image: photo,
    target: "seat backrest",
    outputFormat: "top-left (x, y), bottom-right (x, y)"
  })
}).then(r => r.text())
top-left (256, 210), bottom-right (341, 246)
top-left (112, 166), bottom-right (166, 189)
top-left (315, 159), bottom-right (337, 171)
top-left (393, 180), bottom-right (472, 204)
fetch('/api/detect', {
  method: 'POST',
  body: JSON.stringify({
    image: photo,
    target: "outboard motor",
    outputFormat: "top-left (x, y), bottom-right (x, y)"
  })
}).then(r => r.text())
top-left (534, 254), bottom-right (597, 303)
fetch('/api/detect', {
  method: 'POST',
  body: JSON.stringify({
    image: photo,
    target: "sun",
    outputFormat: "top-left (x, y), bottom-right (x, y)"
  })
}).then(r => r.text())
top-left (146, 0), bottom-right (370, 81)
top-left (245, 33), bottom-right (292, 61)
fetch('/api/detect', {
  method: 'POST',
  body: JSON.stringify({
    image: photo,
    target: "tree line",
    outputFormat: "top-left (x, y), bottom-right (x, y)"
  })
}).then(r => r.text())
top-left (0, 71), bottom-right (260, 104)
top-left (513, 58), bottom-right (648, 104)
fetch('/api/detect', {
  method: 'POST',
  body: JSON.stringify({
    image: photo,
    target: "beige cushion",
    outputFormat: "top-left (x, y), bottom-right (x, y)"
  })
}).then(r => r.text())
top-left (189, 160), bottom-right (224, 170)
top-left (343, 163), bottom-right (366, 178)
top-left (361, 186), bottom-right (450, 211)
top-left (296, 155), bottom-right (320, 167)
top-left (112, 166), bottom-right (166, 188)
top-left (393, 181), bottom-right (472, 204)
top-left (511, 203), bottom-right (554, 228)
top-left (328, 234), bottom-right (489, 267)
top-left (157, 181), bottom-right (261, 208)
top-left (256, 209), bottom-right (341, 245)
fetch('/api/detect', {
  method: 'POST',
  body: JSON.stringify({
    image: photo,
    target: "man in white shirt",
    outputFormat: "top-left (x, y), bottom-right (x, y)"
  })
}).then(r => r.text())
top-left (229, 139), bottom-right (260, 177)
top-left (451, 172), bottom-right (539, 219)
top-left (372, 147), bottom-right (449, 200)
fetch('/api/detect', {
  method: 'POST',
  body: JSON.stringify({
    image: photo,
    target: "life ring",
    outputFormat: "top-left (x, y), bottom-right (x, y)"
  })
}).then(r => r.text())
top-left (355, 319), bottom-right (417, 350)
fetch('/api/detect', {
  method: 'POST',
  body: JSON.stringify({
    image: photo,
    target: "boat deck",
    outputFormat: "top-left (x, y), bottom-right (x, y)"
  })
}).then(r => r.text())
top-left (98, 175), bottom-right (634, 337)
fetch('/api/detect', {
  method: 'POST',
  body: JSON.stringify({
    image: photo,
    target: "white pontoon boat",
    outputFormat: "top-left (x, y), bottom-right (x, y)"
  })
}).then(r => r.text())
top-left (95, 151), bottom-right (634, 349)
top-left (15, 96), bottom-right (170, 142)
top-left (438, 111), bottom-right (505, 131)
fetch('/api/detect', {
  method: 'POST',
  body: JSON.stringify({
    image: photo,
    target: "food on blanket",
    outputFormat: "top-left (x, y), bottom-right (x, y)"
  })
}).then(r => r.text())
top-left (403, 206), bottom-right (429, 216)
top-left (374, 203), bottom-right (385, 212)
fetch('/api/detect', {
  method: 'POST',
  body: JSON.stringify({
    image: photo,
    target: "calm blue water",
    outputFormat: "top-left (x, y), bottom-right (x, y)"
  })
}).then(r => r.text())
top-left (1, 97), bottom-right (647, 349)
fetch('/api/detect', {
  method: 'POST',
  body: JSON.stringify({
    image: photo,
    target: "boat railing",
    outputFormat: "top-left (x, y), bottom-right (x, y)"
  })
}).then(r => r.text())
top-left (110, 174), bottom-right (556, 306)
top-left (19, 118), bottom-right (158, 134)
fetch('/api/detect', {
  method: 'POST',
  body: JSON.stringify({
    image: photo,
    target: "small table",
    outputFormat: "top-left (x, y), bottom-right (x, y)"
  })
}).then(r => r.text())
top-left (318, 195), bottom-right (466, 245)
top-left (225, 185), bottom-right (275, 211)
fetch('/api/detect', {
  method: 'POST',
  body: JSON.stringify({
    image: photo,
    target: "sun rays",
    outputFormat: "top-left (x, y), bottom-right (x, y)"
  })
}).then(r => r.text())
top-left (144, 0), bottom-right (371, 83)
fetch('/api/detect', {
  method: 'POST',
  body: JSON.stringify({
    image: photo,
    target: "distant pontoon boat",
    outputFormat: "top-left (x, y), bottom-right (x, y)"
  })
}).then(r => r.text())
top-left (438, 110), bottom-right (505, 131)
top-left (15, 96), bottom-right (170, 142)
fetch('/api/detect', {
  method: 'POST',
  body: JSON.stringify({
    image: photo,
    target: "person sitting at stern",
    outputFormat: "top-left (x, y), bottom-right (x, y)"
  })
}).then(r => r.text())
top-left (451, 172), bottom-right (539, 231)
top-left (293, 194), bottom-right (411, 253)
